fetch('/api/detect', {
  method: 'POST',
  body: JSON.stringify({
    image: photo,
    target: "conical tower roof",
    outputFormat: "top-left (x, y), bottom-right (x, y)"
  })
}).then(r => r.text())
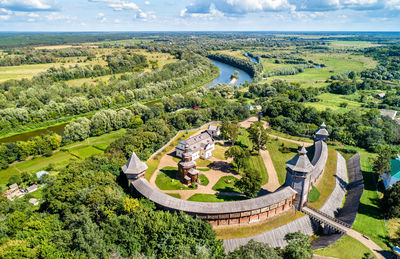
top-left (286, 145), bottom-right (314, 173)
top-left (315, 122), bottom-right (329, 136)
top-left (122, 151), bottom-right (148, 175)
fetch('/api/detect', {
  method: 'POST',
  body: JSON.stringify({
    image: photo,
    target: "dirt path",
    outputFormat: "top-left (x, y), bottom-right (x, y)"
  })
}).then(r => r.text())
top-left (347, 230), bottom-right (387, 259)
top-left (259, 149), bottom-right (281, 192)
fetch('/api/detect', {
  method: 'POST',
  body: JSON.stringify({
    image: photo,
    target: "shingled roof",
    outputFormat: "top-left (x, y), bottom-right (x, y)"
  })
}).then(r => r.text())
top-left (286, 146), bottom-right (314, 173)
top-left (122, 151), bottom-right (148, 176)
top-left (315, 122), bottom-right (329, 137)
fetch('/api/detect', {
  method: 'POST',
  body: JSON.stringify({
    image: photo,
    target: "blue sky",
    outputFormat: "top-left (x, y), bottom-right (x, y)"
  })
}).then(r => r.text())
top-left (0, 0), bottom-right (399, 31)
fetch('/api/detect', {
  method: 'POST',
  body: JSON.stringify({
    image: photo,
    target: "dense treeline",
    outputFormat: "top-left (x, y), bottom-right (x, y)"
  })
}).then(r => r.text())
top-left (361, 46), bottom-right (400, 80)
top-left (0, 53), bottom-right (217, 136)
top-left (0, 53), bottom-right (56, 66)
top-left (207, 53), bottom-right (262, 78)
top-left (0, 132), bottom-right (60, 169)
top-left (0, 155), bottom-right (224, 258)
top-left (247, 80), bottom-right (321, 102)
top-left (266, 64), bottom-right (313, 77)
top-left (0, 47), bottom-right (96, 66)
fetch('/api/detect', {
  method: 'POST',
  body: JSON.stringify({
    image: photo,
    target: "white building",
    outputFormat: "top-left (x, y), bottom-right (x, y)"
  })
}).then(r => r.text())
top-left (176, 131), bottom-right (215, 160)
top-left (205, 125), bottom-right (220, 138)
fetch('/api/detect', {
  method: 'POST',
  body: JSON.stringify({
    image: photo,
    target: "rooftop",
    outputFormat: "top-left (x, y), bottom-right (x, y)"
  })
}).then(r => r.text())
top-left (122, 151), bottom-right (148, 175)
top-left (286, 146), bottom-right (314, 173)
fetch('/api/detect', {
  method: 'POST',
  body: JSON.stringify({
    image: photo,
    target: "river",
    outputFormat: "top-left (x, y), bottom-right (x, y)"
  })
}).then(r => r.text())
top-left (0, 59), bottom-right (253, 143)
top-left (205, 59), bottom-right (252, 88)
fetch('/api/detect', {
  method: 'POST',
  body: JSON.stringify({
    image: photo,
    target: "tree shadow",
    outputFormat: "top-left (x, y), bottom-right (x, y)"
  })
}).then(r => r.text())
top-left (209, 161), bottom-right (235, 174)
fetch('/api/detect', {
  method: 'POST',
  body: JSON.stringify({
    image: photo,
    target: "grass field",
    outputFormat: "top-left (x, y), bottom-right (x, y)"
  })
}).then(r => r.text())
top-left (308, 186), bottom-right (321, 202)
top-left (167, 193), bottom-right (181, 199)
top-left (215, 210), bottom-right (305, 239)
top-left (199, 174), bottom-right (209, 186)
top-left (308, 148), bottom-right (338, 209)
top-left (304, 93), bottom-right (365, 113)
top-left (0, 129), bottom-right (126, 186)
top-left (266, 139), bottom-right (300, 185)
top-left (315, 235), bottom-right (375, 259)
top-left (155, 166), bottom-right (193, 190)
top-left (246, 155), bottom-right (268, 185)
top-left (212, 176), bottom-right (241, 193)
top-left (187, 193), bottom-right (246, 202)
top-left (213, 143), bottom-right (228, 160)
top-left (352, 170), bottom-right (390, 250)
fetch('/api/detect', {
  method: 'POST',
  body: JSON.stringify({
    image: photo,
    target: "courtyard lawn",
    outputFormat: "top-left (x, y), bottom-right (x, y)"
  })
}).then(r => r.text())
top-left (199, 174), bottom-right (209, 186)
top-left (246, 155), bottom-right (268, 185)
top-left (155, 167), bottom-right (193, 190)
top-left (266, 139), bottom-right (300, 185)
top-left (213, 143), bottom-right (228, 160)
top-left (212, 176), bottom-right (241, 193)
top-left (307, 148), bottom-right (338, 210)
top-left (166, 193), bottom-right (181, 199)
top-left (187, 193), bottom-right (247, 202)
top-left (268, 129), bottom-right (313, 144)
top-left (196, 158), bottom-right (212, 168)
top-left (215, 210), bottom-right (305, 239)
top-left (315, 235), bottom-right (375, 259)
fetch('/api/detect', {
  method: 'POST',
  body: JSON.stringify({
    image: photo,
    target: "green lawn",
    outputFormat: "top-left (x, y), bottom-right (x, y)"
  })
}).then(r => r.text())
top-left (69, 146), bottom-right (103, 159)
top-left (308, 148), bottom-right (337, 210)
top-left (246, 155), bottom-right (268, 185)
top-left (213, 143), bottom-right (228, 160)
top-left (155, 167), bottom-right (193, 190)
top-left (212, 176), bottom-right (241, 193)
top-left (352, 170), bottom-right (390, 250)
top-left (187, 193), bottom-right (246, 202)
top-left (308, 186), bottom-right (320, 203)
top-left (315, 235), bottom-right (375, 259)
top-left (266, 139), bottom-right (300, 185)
top-left (166, 193), bottom-right (181, 199)
top-left (199, 174), bottom-right (209, 186)
top-left (305, 93), bottom-right (365, 113)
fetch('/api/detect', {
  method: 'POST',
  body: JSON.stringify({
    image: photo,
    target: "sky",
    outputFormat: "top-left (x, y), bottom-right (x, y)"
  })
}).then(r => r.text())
top-left (0, 0), bottom-right (399, 31)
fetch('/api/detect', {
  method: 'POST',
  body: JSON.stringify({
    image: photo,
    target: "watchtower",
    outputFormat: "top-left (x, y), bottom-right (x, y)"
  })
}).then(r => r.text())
top-left (122, 151), bottom-right (148, 180)
top-left (285, 146), bottom-right (314, 210)
top-left (315, 122), bottom-right (329, 143)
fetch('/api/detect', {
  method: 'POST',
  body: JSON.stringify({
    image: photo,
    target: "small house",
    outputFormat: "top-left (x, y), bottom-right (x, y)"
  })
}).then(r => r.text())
top-left (382, 156), bottom-right (400, 189)
top-left (26, 184), bottom-right (38, 193)
top-left (379, 109), bottom-right (397, 120)
top-left (255, 105), bottom-right (262, 110)
top-left (9, 183), bottom-right (18, 192)
top-left (375, 93), bottom-right (386, 99)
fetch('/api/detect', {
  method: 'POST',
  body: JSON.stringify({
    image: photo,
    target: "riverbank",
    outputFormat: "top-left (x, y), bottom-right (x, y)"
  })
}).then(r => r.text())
top-left (0, 66), bottom-right (220, 143)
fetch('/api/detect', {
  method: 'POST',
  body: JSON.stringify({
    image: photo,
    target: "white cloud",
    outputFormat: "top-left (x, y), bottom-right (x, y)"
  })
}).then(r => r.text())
top-left (114, 18), bottom-right (120, 22)
top-left (89, 0), bottom-right (155, 20)
top-left (96, 12), bottom-right (107, 22)
top-left (182, 0), bottom-right (398, 15)
top-left (45, 12), bottom-right (77, 21)
top-left (0, 0), bottom-right (56, 12)
top-left (144, 1), bottom-right (150, 5)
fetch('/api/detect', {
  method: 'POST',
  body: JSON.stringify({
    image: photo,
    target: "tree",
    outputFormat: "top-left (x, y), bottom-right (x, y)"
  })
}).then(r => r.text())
top-left (235, 169), bottom-right (262, 198)
top-left (283, 231), bottom-right (312, 259)
top-left (228, 240), bottom-right (281, 259)
top-left (247, 122), bottom-right (268, 153)
top-left (225, 145), bottom-right (249, 172)
top-left (381, 181), bottom-right (400, 218)
top-left (372, 145), bottom-right (395, 175)
top-left (220, 121), bottom-right (239, 145)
